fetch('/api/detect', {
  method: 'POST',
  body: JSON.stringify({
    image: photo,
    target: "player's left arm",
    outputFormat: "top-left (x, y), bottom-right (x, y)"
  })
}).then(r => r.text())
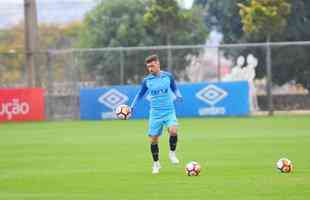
top-left (169, 73), bottom-right (183, 100)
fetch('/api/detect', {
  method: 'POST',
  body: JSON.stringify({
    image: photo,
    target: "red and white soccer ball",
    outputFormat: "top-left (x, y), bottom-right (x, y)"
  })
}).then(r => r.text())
top-left (115, 104), bottom-right (131, 120)
top-left (185, 161), bottom-right (201, 176)
top-left (276, 158), bottom-right (293, 173)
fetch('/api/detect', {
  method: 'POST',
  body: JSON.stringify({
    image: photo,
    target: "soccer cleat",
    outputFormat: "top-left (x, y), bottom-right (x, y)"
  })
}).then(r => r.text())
top-left (152, 161), bottom-right (161, 174)
top-left (169, 151), bottom-right (180, 164)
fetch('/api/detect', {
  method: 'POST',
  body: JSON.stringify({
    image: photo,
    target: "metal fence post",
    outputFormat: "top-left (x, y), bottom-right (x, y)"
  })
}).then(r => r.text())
top-left (266, 41), bottom-right (274, 116)
top-left (72, 52), bottom-right (80, 119)
top-left (217, 47), bottom-right (221, 82)
top-left (46, 51), bottom-right (53, 120)
top-left (120, 48), bottom-right (124, 85)
top-left (167, 46), bottom-right (173, 72)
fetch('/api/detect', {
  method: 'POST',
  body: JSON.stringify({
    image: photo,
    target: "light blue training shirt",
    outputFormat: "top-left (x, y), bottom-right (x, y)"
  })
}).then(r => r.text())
top-left (131, 71), bottom-right (182, 113)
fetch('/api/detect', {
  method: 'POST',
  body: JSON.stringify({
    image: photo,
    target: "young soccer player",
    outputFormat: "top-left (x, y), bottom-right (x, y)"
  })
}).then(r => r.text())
top-left (131, 54), bottom-right (183, 174)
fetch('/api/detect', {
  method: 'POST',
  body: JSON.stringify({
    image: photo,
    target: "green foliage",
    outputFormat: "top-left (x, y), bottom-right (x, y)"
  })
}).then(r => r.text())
top-left (282, 1), bottom-right (310, 41)
top-left (238, 0), bottom-right (291, 39)
top-left (0, 22), bottom-right (82, 85)
top-left (79, 0), bottom-right (208, 85)
top-left (237, 0), bottom-right (310, 89)
top-left (273, 0), bottom-right (310, 88)
top-left (80, 0), bottom-right (150, 48)
top-left (193, 0), bottom-right (310, 89)
top-left (79, 0), bottom-right (152, 85)
top-left (273, 1), bottom-right (310, 89)
top-left (144, 0), bottom-right (207, 45)
top-left (194, 0), bottom-right (245, 43)
top-left (144, 0), bottom-right (182, 41)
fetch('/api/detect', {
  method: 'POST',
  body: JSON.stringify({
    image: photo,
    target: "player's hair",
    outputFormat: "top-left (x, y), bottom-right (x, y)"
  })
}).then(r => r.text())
top-left (145, 54), bottom-right (159, 64)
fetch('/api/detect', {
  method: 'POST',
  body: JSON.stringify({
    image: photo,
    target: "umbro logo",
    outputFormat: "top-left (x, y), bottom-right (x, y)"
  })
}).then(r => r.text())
top-left (98, 89), bottom-right (128, 110)
top-left (196, 84), bottom-right (227, 106)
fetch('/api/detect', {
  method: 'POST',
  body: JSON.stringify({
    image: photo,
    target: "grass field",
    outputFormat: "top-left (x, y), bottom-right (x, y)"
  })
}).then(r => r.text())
top-left (1, 116), bottom-right (310, 200)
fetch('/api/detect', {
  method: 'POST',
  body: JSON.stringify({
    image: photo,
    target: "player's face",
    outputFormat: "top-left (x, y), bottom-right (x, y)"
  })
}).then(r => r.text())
top-left (147, 60), bottom-right (160, 75)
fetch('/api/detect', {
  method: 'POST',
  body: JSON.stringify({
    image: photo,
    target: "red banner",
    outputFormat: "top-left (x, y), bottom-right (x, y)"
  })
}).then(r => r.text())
top-left (0, 88), bottom-right (45, 122)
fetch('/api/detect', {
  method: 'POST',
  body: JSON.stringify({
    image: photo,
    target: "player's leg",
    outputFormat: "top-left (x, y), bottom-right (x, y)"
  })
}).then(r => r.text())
top-left (165, 111), bottom-right (180, 164)
top-left (148, 118), bottom-right (163, 174)
top-left (149, 135), bottom-right (160, 174)
top-left (149, 136), bottom-right (160, 162)
top-left (168, 125), bottom-right (180, 164)
top-left (168, 125), bottom-right (178, 151)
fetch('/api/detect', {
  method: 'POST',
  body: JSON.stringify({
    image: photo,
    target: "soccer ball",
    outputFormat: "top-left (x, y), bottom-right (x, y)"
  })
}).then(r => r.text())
top-left (185, 161), bottom-right (201, 176)
top-left (276, 158), bottom-right (293, 173)
top-left (115, 104), bottom-right (131, 120)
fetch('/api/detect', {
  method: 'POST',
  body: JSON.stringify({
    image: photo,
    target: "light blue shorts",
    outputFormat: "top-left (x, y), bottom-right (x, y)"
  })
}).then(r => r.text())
top-left (148, 110), bottom-right (178, 137)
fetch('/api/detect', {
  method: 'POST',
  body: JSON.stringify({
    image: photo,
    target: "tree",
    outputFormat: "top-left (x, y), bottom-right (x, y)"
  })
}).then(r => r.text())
top-left (193, 0), bottom-right (310, 89)
top-left (79, 0), bottom-right (208, 85)
top-left (0, 22), bottom-right (82, 86)
top-left (144, 0), bottom-right (208, 73)
top-left (238, 0), bottom-right (292, 113)
top-left (144, 0), bottom-right (186, 46)
top-left (194, 0), bottom-right (244, 43)
top-left (238, 0), bottom-right (291, 41)
top-left (79, 0), bottom-right (153, 85)
top-left (266, 0), bottom-right (310, 89)
top-left (0, 23), bottom-right (26, 85)
top-left (238, 0), bottom-right (291, 92)
top-left (39, 21), bottom-right (82, 49)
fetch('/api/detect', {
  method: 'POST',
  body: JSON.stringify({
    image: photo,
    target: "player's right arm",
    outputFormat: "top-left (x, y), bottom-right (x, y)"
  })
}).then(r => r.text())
top-left (130, 79), bottom-right (148, 110)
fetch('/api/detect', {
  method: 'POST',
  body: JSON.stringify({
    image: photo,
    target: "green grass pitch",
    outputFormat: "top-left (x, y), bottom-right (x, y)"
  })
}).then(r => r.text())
top-left (1, 116), bottom-right (310, 200)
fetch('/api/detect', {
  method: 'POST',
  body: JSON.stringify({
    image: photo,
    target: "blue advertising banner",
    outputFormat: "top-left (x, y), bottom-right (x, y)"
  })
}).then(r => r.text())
top-left (80, 81), bottom-right (249, 120)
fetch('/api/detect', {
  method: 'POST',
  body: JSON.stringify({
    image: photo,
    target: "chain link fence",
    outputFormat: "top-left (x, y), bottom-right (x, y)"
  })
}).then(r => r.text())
top-left (1, 42), bottom-right (310, 120)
